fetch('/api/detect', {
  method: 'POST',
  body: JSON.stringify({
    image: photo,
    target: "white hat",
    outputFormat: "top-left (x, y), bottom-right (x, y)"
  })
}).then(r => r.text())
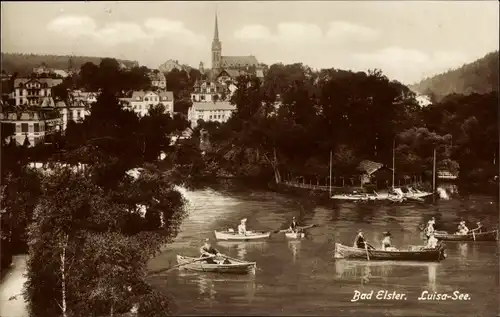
top-left (204, 238), bottom-right (210, 242)
top-left (241, 218), bottom-right (247, 223)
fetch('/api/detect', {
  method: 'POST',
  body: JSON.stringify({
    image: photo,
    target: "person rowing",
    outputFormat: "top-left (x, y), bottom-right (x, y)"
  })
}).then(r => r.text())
top-left (238, 218), bottom-right (248, 235)
top-left (353, 230), bottom-right (374, 250)
top-left (471, 221), bottom-right (487, 233)
top-left (200, 238), bottom-right (230, 264)
top-left (289, 216), bottom-right (299, 233)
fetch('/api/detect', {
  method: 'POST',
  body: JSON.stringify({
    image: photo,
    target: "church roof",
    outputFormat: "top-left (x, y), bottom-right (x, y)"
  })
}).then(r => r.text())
top-left (221, 56), bottom-right (258, 68)
top-left (218, 69), bottom-right (248, 78)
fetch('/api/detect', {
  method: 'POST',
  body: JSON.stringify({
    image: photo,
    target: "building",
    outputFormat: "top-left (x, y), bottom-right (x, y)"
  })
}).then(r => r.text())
top-left (204, 13), bottom-right (265, 81)
top-left (120, 90), bottom-right (174, 117)
top-left (69, 90), bottom-right (99, 104)
top-left (191, 80), bottom-right (228, 102)
top-left (0, 109), bottom-right (62, 146)
top-left (149, 71), bottom-right (167, 90)
top-left (158, 59), bottom-right (191, 74)
top-left (56, 100), bottom-right (90, 131)
top-left (13, 78), bottom-right (63, 106)
top-left (187, 101), bottom-right (236, 127)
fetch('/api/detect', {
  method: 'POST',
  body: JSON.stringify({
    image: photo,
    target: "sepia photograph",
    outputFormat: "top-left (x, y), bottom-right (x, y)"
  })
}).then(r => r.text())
top-left (0, 1), bottom-right (499, 316)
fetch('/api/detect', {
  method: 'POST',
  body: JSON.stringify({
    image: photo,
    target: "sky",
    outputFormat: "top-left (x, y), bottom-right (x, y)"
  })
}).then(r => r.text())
top-left (1, 1), bottom-right (499, 84)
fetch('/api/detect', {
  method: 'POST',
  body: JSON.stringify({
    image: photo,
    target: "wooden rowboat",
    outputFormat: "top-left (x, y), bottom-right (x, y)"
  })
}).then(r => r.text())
top-left (334, 243), bottom-right (446, 262)
top-left (176, 255), bottom-right (256, 274)
top-left (214, 230), bottom-right (271, 241)
top-left (433, 230), bottom-right (498, 241)
top-left (285, 232), bottom-right (305, 240)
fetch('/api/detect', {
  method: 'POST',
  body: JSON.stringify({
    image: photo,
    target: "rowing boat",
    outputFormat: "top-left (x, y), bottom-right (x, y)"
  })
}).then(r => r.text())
top-left (334, 243), bottom-right (446, 262)
top-left (433, 230), bottom-right (498, 241)
top-left (285, 232), bottom-right (305, 240)
top-left (176, 255), bottom-right (256, 274)
top-left (214, 230), bottom-right (271, 241)
top-left (277, 224), bottom-right (315, 233)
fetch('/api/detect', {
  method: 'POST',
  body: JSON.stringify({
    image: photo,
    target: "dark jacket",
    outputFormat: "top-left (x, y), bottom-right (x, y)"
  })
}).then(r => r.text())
top-left (354, 235), bottom-right (366, 249)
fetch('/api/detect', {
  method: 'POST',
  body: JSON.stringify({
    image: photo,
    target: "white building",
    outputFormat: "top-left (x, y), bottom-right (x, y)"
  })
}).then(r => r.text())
top-left (120, 90), bottom-right (174, 117)
top-left (56, 100), bottom-right (90, 131)
top-left (416, 95), bottom-right (432, 107)
top-left (0, 109), bottom-right (62, 146)
top-left (13, 78), bottom-right (63, 106)
top-left (187, 101), bottom-right (236, 127)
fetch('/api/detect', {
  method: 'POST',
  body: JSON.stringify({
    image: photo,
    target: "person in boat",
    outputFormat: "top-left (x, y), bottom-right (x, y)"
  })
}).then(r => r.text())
top-left (471, 221), bottom-right (487, 233)
top-left (354, 230), bottom-right (374, 249)
top-left (426, 232), bottom-right (439, 249)
top-left (425, 219), bottom-right (435, 238)
top-left (289, 216), bottom-right (299, 233)
top-left (200, 238), bottom-right (222, 263)
top-left (381, 231), bottom-right (397, 251)
top-left (457, 220), bottom-right (469, 235)
top-left (238, 218), bottom-right (248, 235)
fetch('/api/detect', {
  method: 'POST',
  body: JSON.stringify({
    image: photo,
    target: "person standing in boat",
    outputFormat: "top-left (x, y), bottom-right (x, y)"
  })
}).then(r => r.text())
top-left (471, 221), bottom-right (487, 233)
top-left (200, 238), bottom-right (222, 264)
top-left (426, 232), bottom-right (439, 249)
top-left (238, 218), bottom-right (248, 235)
top-left (425, 219), bottom-right (435, 238)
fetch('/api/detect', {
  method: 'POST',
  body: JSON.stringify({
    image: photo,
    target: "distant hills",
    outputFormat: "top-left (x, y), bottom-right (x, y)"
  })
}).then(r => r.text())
top-left (410, 51), bottom-right (499, 101)
top-left (1, 53), bottom-right (139, 76)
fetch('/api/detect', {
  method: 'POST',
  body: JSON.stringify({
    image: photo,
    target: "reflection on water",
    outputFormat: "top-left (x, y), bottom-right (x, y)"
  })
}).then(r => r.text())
top-left (428, 263), bottom-right (437, 292)
top-left (198, 274), bottom-right (217, 302)
top-left (216, 241), bottom-right (268, 260)
top-left (458, 243), bottom-right (468, 263)
top-left (288, 241), bottom-right (301, 263)
top-left (335, 260), bottom-right (440, 289)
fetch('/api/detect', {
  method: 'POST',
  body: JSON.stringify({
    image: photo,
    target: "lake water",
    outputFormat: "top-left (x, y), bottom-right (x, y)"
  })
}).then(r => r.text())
top-left (147, 183), bottom-right (499, 316)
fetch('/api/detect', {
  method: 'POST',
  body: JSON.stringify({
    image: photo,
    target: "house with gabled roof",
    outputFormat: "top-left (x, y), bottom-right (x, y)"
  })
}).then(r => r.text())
top-left (120, 90), bottom-right (174, 117)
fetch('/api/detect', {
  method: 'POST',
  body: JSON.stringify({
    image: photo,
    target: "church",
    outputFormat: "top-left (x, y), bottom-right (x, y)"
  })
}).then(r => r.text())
top-left (199, 13), bottom-right (265, 82)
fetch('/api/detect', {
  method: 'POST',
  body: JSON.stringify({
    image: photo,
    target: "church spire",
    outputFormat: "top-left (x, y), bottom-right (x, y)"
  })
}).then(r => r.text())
top-left (213, 10), bottom-right (219, 41)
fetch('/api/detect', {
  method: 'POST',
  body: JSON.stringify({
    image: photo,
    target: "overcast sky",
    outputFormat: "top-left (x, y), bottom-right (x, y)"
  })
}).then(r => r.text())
top-left (1, 1), bottom-right (498, 84)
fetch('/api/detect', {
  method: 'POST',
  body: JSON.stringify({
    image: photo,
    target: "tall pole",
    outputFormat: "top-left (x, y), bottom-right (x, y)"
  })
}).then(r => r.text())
top-left (432, 148), bottom-right (436, 193)
top-left (329, 150), bottom-right (332, 197)
top-left (392, 138), bottom-right (395, 189)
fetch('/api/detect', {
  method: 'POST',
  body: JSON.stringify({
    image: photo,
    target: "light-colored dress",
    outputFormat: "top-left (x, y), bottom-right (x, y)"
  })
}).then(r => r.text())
top-left (426, 236), bottom-right (438, 248)
top-left (238, 224), bottom-right (247, 235)
top-left (381, 236), bottom-right (392, 250)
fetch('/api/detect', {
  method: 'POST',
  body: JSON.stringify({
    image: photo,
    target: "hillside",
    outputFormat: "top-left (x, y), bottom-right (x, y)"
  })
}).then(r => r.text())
top-left (410, 51), bottom-right (499, 101)
top-left (0, 53), bottom-right (139, 76)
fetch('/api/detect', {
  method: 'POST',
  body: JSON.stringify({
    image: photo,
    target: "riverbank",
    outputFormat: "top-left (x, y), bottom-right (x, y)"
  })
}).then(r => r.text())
top-left (0, 255), bottom-right (28, 317)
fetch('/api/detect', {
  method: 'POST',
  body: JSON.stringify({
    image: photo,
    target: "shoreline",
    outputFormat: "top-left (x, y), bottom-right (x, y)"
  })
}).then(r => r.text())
top-left (0, 255), bottom-right (28, 317)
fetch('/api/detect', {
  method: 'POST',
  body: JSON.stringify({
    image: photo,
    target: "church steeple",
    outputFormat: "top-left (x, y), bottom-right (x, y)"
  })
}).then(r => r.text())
top-left (211, 10), bottom-right (222, 71)
top-left (214, 12), bottom-right (219, 41)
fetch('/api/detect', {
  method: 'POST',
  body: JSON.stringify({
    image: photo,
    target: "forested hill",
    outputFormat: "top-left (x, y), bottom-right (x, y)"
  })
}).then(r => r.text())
top-left (1, 53), bottom-right (138, 75)
top-left (410, 51), bottom-right (499, 101)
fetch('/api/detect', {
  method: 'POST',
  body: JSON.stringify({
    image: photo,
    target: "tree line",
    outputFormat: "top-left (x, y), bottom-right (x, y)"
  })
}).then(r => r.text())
top-left (195, 63), bottom-right (498, 187)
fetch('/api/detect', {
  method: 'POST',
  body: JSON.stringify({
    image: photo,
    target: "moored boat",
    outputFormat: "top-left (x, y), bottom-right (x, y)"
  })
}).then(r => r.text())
top-left (176, 255), bottom-right (256, 274)
top-left (434, 230), bottom-right (498, 241)
top-left (214, 230), bottom-right (271, 241)
top-left (334, 243), bottom-right (446, 262)
top-left (285, 231), bottom-right (305, 240)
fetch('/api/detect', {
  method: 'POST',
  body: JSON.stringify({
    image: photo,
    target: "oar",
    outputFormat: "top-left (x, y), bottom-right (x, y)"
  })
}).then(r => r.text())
top-left (149, 256), bottom-right (212, 275)
top-left (364, 242), bottom-right (370, 261)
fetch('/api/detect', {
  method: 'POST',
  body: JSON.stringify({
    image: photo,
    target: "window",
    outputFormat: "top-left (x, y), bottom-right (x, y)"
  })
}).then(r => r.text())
top-left (21, 123), bottom-right (28, 132)
top-left (209, 115), bottom-right (213, 119)
top-left (145, 97), bottom-right (149, 102)
top-left (34, 123), bottom-right (40, 132)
